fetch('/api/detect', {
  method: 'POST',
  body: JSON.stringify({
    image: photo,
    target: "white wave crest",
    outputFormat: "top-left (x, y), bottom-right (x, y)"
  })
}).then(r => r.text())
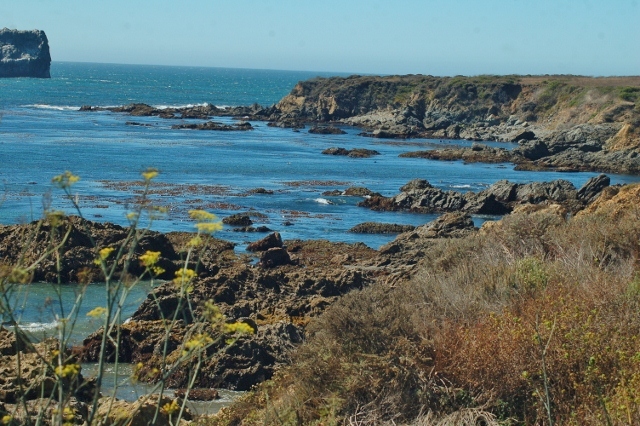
top-left (7, 321), bottom-right (59, 333)
top-left (152, 102), bottom-right (224, 110)
top-left (25, 104), bottom-right (81, 111)
top-left (314, 198), bottom-right (334, 205)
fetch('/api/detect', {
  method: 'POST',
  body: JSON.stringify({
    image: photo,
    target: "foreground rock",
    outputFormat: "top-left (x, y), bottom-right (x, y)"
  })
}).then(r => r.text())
top-left (80, 239), bottom-right (379, 391)
top-left (0, 28), bottom-right (51, 78)
top-left (360, 175), bottom-right (610, 215)
top-left (0, 216), bottom-right (194, 283)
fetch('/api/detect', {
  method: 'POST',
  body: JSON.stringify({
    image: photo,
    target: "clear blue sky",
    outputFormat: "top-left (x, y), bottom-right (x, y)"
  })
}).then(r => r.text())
top-left (2, 0), bottom-right (638, 76)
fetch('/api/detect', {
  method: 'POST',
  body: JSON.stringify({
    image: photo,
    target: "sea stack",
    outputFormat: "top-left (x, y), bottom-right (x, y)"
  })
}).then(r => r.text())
top-left (0, 28), bottom-right (51, 78)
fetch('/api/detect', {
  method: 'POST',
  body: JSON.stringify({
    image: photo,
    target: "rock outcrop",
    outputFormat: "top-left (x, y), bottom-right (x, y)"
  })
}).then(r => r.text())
top-left (0, 28), bottom-right (51, 78)
top-left (360, 175), bottom-right (611, 215)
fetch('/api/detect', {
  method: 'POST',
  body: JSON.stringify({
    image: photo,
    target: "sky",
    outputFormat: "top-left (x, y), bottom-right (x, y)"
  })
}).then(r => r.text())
top-left (2, 0), bottom-right (639, 76)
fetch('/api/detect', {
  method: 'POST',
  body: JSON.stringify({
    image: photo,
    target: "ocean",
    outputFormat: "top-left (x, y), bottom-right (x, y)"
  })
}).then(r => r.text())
top-left (2, 61), bottom-right (640, 403)
top-left (3, 62), bottom-right (639, 250)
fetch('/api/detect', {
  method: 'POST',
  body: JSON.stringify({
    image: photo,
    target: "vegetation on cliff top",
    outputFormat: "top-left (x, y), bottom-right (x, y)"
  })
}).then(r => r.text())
top-left (279, 74), bottom-right (640, 131)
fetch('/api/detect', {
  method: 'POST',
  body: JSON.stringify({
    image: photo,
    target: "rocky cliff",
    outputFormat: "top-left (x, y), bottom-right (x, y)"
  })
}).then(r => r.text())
top-left (274, 75), bottom-right (640, 173)
top-left (0, 28), bottom-right (51, 78)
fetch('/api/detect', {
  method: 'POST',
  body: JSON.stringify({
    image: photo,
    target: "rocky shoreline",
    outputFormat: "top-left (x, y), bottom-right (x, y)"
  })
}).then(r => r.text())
top-left (0, 174), bottom-right (615, 395)
top-left (80, 75), bottom-right (640, 175)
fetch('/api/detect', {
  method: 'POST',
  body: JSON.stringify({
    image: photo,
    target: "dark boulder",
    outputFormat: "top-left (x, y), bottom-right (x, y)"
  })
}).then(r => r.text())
top-left (259, 247), bottom-right (292, 268)
top-left (511, 129), bottom-right (536, 142)
top-left (223, 214), bottom-right (253, 226)
top-left (349, 222), bottom-right (416, 234)
top-left (309, 126), bottom-right (347, 135)
top-left (514, 140), bottom-right (550, 160)
top-left (247, 232), bottom-right (283, 252)
top-left (321, 147), bottom-right (380, 158)
top-left (171, 121), bottom-right (253, 131)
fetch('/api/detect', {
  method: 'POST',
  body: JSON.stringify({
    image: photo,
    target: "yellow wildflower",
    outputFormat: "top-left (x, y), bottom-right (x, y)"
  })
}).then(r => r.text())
top-left (202, 299), bottom-right (223, 322)
top-left (161, 399), bottom-right (180, 415)
top-left (2, 415), bottom-right (12, 425)
top-left (55, 363), bottom-right (80, 378)
top-left (187, 236), bottom-right (203, 247)
top-left (7, 267), bottom-right (30, 284)
top-left (139, 250), bottom-right (161, 267)
top-left (195, 222), bottom-right (223, 233)
top-left (152, 266), bottom-right (166, 276)
top-left (94, 247), bottom-right (115, 265)
top-left (224, 322), bottom-right (255, 335)
top-left (188, 209), bottom-right (217, 221)
top-left (183, 333), bottom-right (214, 355)
top-left (174, 268), bottom-right (196, 281)
top-left (126, 212), bottom-right (139, 221)
top-left (141, 167), bottom-right (159, 181)
top-left (46, 210), bottom-right (66, 227)
top-left (86, 307), bottom-right (107, 318)
top-left (52, 171), bottom-right (80, 188)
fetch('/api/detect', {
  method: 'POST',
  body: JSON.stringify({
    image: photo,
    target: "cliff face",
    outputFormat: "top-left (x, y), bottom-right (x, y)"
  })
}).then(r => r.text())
top-left (0, 28), bottom-right (51, 78)
top-left (276, 75), bottom-right (640, 148)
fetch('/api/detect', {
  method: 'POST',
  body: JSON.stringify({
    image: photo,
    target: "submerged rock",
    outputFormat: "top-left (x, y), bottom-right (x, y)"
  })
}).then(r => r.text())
top-left (0, 28), bottom-right (51, 78)
top-left (171, 121), bottom-right (253, 131)
top-left (309, 126), bottom-right (347, 135)
top-left (322, 147), bottom-right (380, 158)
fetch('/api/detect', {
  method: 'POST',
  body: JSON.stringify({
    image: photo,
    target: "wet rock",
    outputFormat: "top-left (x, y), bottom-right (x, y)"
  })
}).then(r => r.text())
top-left (223, 214), bottom-right (253, 227)
top-left (321, 147), bottom-right (380, 158)
top-left (259, 247), bottom-right (291, 268)
top-left (0, 216), bottom-right (179, 283)
top-left (400, 179), bottom-right (432, 192)
top-left (246, 232), bottom-right (283, 252)
top-left (174, 388), bottom-right (219, 401)
top-left (248, 187), bottom-right (274, 195)
top-left (230, 226), bottom-right (273, 233)
top-left (171, 121), bottom-right (253, 131)
top-left (349, 222), bottom-right (416, 234)
top-left (343, 186), bottom-right (379, 197)
top-left (125, 121), bottom-right (154, 127)
top-left (267, 119), bottom-right (305, 129)
top-left (309, 126), bottom-right (346, 135)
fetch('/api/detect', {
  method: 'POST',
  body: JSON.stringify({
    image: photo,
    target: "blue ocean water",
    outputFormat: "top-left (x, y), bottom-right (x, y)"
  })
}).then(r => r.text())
top-left (1, 61), bottom-right (639, 253)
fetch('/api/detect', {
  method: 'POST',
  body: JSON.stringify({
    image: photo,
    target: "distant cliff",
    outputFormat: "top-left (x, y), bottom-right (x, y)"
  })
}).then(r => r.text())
top-left (0, 28), bottom-right (51, 78)
top-left (273, 74), bottom-right (640, 173)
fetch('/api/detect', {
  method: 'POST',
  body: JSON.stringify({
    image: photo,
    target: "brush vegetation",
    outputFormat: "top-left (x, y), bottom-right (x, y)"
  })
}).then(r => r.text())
top-left (208, 185), bottom-right (640, 425)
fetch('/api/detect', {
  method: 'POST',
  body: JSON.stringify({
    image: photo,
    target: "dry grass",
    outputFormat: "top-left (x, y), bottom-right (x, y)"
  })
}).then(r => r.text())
top-left (207, 187), bottom-right (640, 425)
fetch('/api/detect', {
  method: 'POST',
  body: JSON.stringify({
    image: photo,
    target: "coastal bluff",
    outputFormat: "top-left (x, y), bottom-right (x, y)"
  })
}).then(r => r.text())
top-left (0, 28), bottom-right (51, 78)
